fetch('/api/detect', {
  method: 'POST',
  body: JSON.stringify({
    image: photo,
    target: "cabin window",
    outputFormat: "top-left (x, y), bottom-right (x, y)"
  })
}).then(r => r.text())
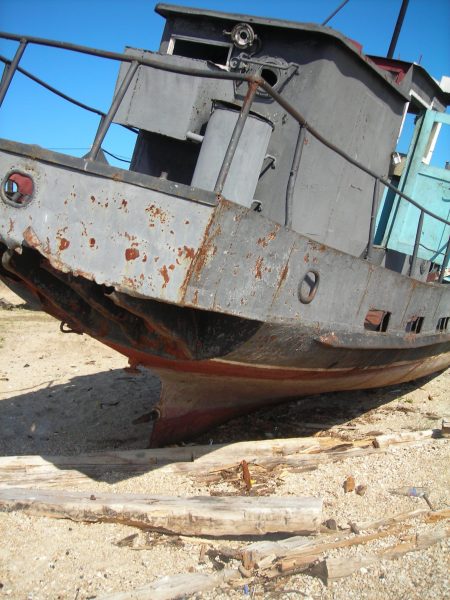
top-left (425, 120), bottom-right (450, 168)
top-left (364, 309), bottom-right (391, 332)
top-left (437, 317), bottom-right (449, 332)
top-left (405, 316), bottom-right (424, 333)
top-left (167, 35), bottom-right (232, 67)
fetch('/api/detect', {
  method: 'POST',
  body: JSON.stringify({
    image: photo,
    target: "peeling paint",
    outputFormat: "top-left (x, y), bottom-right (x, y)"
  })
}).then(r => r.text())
top-left (254, 256), bottom-right (264, 279)
top-left (159, 265), bottom-right (170, 287)
top-left (58, 238), bottom-right (70, 251)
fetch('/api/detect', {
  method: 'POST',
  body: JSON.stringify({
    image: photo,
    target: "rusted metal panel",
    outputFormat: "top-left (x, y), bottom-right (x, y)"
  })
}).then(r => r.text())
top-left (0, 152), bottom-right (214, 305)
top-left (181, 199), bottom-right (450, 336)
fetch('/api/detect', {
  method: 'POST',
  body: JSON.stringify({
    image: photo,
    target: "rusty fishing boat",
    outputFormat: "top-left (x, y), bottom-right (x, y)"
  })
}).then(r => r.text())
top-left (0, 3), bottom-right (449, 446)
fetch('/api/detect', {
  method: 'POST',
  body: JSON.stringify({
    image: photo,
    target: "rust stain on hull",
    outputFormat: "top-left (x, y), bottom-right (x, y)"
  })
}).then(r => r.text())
top-left (125, 247), bottom-right (140, 261)
top-left (58, 238), bottom-right (70, 251)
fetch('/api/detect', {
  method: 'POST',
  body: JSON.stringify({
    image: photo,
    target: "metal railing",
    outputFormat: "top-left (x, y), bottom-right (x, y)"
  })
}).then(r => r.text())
top-left (0, 31), bottom-right (449, 283)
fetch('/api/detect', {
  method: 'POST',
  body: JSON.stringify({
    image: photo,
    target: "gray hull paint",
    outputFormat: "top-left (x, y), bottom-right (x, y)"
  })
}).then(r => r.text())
top-left (1, 141), bottom-right (449, 442)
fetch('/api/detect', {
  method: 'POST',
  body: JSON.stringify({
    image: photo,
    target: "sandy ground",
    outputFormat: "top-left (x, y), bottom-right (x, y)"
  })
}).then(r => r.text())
top-left (0, 281), bottom-right (449, 600)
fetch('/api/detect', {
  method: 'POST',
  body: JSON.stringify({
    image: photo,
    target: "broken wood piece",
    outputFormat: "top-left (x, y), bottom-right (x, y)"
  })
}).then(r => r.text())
top-left (424, 508), bottom-right (450, 523)
top-left (240, 460), bottom-right (252, 491)
top-left (373, 429), bottom-right (439, 448)
top-left (97, 568), bottom-right (242, 600)
top-left (442, 419), bottom-right (450, 437)
top-left (278, 554), bottom-right (321, 574)
top-left (313, 526), bottom-right (449, 584)
top-left (311, 555), bottom-right (377, 583)
top-left (245, 535), bottom-right (313, 561)
top-left (0, 488), bottom-right (323, 536)
top-left (276, 526), bottom-right (399, 571)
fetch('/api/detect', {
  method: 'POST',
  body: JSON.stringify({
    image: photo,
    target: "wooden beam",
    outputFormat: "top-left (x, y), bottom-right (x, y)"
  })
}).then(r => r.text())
top-left (373, 429), bottom-right (438, 448)
top-left (0, 445), bottom-right (383, 489)
top-left (0, 488), bottom-right (323, 536)
top-left (97, 568), bottom-right (243, 600)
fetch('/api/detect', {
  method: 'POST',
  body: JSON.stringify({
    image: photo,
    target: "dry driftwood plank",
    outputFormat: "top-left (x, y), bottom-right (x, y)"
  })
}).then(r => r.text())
top-left (3, 429), bottom-right (438, 488)
top-left (357, 508), bottom-right (430, 530)
top-left (189, 445), bottom-right (385, 472)
top-left (373, 429), bottom-right (439, 448)
top-left (0, 488), bottom-right (322, 536)
top-left (0, 442), bottom-right (380, 488)
top-left (97, 568), bottom-right (241, 600)
top-left (0, 437), bottom-right (330, 487)
top-left (314, 527), bottom-right (449, 584)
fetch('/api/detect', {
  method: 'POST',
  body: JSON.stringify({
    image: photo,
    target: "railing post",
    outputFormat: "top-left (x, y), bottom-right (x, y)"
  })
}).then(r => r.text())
top-left (214, 79), bottom-right (259, 195)
top-left (87, 59), bottom-right (139, 161)
top-left (0, 39), bottom-right (27, 107)
top-left (285, 124), bottom-right (306, 228)
top-left (438, 235), bottom-right (450, 283)
top-left (366, 177), bottom-right (380, 262)
top-left (409, 209), bottom-right (424, 277)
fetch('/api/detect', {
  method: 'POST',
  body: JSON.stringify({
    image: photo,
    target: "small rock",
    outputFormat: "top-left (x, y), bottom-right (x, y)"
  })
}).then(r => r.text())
top-left (343, 475), bottom-right (355, 493)
top-left (349, 521), bottom-right (361, 534)
top-left (325, 518), bottom-right (338, 530)
top-left (356, 484), bottom-right (367, 496)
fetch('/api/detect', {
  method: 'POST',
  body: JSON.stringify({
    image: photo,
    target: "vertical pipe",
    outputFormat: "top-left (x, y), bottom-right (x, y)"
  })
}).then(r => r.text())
top-left (87, 60), bottom-right (139, 161)
top-left (0, 61), bottom-right (10, 88)
top-left (387, 0), bottom-right (410, 58)
top-left (409, 209), bottom-right (424, 276)
top-left (214, 80), bottom-right (259, 195)
top-left (285, 124), bottom-right (306, 228)
top-left (366, 177), bottom-right (380, 262)
top-left (438, 236), bottom-right (450, 283)
top-left (0, 39), bottom-right (27, 107)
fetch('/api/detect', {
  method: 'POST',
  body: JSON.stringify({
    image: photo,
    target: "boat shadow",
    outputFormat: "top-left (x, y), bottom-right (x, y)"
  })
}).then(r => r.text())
top-left (0, 366), bottom-right (444, 484)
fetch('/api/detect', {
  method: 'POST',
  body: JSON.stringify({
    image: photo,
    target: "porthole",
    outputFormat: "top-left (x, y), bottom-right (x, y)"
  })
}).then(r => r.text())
top-left (1, 170), bottom-right (35, 208)
top-left (261, 68), bottom-right (279, 87)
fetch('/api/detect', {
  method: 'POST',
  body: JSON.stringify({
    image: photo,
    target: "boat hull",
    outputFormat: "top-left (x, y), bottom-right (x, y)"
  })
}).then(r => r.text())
top-left (1, 142), bottom-right (450, 445)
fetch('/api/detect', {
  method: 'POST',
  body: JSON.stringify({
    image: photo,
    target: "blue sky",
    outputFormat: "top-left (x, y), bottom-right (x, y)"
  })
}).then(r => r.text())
top-left (0, 0), bottom-right (449, 167)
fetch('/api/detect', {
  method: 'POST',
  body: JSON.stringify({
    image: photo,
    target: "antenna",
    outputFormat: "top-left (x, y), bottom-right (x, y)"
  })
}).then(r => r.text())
top-left (387, 0), bottom-right (410, 58)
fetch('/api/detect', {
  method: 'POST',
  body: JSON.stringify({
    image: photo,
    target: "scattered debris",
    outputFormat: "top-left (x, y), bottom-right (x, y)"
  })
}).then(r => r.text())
top-left (240, 459), bottom-right (252, 492)
top-left (311, 526), bottom-right (449, 585)
top-left (390, 486), bottom-right (435, 510)
top-left (114, 533), bottom-right (138, 548)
